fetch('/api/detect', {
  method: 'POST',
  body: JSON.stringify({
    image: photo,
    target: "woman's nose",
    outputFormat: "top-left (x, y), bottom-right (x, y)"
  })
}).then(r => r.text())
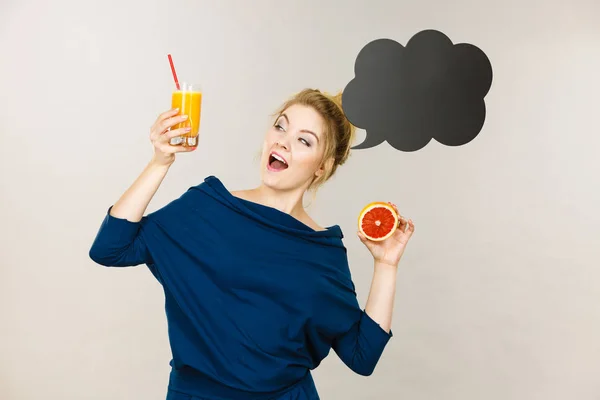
top-left (275, 141), bottom-right (289, 150)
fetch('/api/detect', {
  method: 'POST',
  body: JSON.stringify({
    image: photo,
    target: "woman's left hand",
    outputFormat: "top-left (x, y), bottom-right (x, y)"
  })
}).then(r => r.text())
top-left (357, 203), bottom-right (415, 267)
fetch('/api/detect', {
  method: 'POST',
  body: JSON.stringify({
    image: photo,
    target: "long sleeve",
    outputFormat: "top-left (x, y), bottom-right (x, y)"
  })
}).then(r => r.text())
top-left (331, 308), bottom-right (393, 376)
top-left (88, 206), bottom-right (153, 267)
top-left (313, 257), bottom-right (393, 376)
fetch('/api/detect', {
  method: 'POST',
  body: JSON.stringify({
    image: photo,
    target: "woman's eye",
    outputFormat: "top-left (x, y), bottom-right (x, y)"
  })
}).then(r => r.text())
top-left (275, 123), bottom-right (284, 131)
top-left (299, 138), bottom-right (311, 147)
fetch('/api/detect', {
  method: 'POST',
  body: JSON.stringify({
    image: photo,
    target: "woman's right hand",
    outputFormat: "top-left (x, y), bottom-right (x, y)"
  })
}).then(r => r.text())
top-left (149, 108), bottom-right (197, 166)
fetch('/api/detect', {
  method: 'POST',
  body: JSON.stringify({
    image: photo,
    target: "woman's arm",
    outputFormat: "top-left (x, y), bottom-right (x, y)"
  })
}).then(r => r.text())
top-left (364, 262), bottom-right (398, 333)
top-left (89, 108), bottom-right (197, 266)
top-left (110, 107), bottom-right (195, 221)
top-left (329, 210), bottom-right (414, 375)
top-left (88, 160), bottom-right (172, 267)
top-left (329, 261), bottom-right (398, 376)
top-left (109, 158), bottom-right (172, 222)
top-left (358, 208), bottom-right (415, 333)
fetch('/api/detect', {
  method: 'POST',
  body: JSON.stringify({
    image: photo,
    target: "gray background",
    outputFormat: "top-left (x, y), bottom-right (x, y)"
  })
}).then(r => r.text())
top-left (1, 0), bottom-right (599, 399)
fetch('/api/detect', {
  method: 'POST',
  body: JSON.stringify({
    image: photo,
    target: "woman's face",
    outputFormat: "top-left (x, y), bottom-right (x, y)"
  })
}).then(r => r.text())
top-left (260, 103), bottom-right (328, 192)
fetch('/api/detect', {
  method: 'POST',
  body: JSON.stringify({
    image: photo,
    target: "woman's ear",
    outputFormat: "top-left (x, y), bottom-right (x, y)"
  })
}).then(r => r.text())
top-left (315, 157), bottom-right (334, 178)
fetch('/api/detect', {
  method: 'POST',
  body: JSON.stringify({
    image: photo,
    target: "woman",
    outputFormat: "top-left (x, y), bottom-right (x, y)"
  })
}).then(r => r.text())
top-left (89, 88), bottom-right (415, 400)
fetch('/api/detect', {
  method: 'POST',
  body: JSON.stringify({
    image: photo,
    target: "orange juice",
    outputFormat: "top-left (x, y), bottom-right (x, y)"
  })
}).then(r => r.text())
top-left (170, 83), bottom-right (202, 147)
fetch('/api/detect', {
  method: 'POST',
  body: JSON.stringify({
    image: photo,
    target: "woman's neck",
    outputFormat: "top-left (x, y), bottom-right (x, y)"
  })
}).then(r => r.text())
top-left (233, 183), bottom-right (324, 232)
top-left (251, 183), bottom-right (306, 217)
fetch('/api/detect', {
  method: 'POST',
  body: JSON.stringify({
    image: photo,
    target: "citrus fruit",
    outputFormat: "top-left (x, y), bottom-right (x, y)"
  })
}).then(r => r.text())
top-left (358, 202), bottom-right (399, 241)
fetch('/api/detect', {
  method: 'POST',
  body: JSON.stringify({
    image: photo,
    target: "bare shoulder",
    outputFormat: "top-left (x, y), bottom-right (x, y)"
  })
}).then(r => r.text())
top-left (230, 189), bottom-right (258, 203)
top-left (229, 189), bottom-right (247, 200)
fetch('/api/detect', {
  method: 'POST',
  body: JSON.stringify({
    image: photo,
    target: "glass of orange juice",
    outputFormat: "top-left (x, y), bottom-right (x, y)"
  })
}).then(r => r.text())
top-left (169, 82), bottom-right (202, 147)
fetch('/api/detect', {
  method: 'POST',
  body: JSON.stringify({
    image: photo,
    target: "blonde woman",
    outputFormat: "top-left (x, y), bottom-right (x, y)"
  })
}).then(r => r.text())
top-left (89, 89), bottom-right (415, 400)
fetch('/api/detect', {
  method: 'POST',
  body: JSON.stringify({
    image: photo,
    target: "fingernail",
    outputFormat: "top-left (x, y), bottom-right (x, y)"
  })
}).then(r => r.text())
top-left (181, 115), bottom-right (188, 119)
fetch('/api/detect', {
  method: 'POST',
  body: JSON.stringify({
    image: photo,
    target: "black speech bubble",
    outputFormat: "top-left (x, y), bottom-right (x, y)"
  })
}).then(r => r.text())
top-left (342, 30), bottom-right (493, 152)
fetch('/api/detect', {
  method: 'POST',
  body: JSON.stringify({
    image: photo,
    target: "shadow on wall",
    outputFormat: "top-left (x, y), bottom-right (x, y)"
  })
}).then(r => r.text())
top-left (342, 29), bottom-right (493, 152)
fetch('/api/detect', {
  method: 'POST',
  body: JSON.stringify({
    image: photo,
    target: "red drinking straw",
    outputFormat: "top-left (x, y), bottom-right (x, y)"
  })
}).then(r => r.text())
top-left (167, 54), bottom-right (181, 90)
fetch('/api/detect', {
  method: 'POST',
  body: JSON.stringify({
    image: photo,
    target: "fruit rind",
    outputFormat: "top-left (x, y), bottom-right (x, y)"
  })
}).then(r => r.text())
top-left (358, 202), bottom-right (399, 241)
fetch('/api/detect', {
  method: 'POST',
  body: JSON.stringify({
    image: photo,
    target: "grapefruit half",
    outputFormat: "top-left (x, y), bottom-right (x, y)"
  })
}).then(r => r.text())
top-left (358, 202), bottom-right (399, 241)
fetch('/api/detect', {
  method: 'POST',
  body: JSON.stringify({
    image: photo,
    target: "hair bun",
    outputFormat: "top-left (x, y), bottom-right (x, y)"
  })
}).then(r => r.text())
top-left (332, 91), bottom-right (343, 106)
top-left (323, 90), bottom-right (344, 110)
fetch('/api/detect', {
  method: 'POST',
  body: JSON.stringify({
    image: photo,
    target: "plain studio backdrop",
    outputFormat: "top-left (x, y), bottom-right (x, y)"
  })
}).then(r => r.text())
top-left (1, 0), bottom-right (599, 399)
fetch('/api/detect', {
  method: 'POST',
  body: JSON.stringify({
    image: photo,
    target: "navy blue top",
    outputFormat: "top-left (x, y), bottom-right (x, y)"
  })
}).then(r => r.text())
top-left (89, 175), bottom-right (393, 399)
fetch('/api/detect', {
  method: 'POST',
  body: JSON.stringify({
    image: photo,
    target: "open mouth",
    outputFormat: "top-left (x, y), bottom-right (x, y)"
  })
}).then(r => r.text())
top-left (268, 152), bottom-right (288, 171)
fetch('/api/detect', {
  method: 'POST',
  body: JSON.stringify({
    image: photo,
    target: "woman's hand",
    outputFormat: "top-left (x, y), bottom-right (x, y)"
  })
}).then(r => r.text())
top-left (357, 203), bottom-right (415, 267)
top-left (150, 107), bottom-right (197, 166)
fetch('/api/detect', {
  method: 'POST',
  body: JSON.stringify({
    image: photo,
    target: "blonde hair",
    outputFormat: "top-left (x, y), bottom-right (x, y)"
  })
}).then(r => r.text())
top-left (271, 88), bottom-right (356, 196)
